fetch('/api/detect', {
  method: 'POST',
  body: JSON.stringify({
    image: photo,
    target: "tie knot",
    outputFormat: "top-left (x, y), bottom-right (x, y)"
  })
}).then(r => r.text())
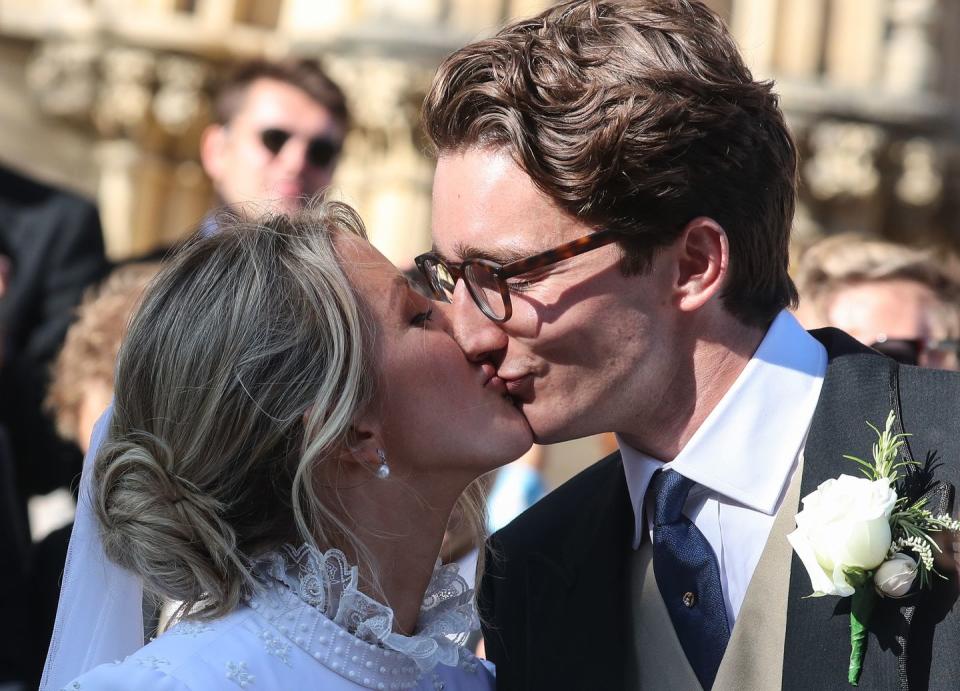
top-left (649, 469), bottom-right (694, 526)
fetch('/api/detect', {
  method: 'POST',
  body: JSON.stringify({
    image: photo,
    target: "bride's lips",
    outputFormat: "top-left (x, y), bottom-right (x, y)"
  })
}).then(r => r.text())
top-left (502, 373), bottom-right (534, 402)
top-left (480, 362), bottom-right (508, 395)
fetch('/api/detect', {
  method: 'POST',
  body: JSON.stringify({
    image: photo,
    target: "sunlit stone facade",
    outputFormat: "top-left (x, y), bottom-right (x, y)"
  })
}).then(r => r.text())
top-left (1, 0), bottom-right (958, 263)
top-left (2, 0), bottom-right (958, 484)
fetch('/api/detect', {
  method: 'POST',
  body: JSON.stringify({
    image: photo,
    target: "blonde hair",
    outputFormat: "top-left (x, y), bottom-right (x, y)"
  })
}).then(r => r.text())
top-left (46, 262), bottom-right (161, 445)
top-left (94, 201), bottom-right (380, 619)
top-left (795, 233), bottom-right (960, 333)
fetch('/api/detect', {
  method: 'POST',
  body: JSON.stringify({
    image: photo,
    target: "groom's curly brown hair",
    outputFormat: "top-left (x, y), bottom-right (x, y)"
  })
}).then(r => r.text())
top-left (422, 0), bottom-right (798, 327)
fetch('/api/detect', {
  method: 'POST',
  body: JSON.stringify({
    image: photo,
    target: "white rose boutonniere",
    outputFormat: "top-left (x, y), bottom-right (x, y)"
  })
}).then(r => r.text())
top-left (787, 411), bottom-right (960, 686)
top-left (788, 475), bottom-right (897, 597)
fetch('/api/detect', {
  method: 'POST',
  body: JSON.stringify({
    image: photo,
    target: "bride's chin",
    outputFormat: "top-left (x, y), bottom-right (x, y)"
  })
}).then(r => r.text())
top-left (490, 395), bottom-right (529, 423)
top-left (496, 391), bottom-right (527, 412)
top-left (497, 421), bottom-right (535, 458)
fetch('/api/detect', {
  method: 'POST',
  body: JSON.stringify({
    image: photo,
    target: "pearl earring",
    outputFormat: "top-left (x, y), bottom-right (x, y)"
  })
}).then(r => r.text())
top-left (375, 448), bottom-right (390, 479)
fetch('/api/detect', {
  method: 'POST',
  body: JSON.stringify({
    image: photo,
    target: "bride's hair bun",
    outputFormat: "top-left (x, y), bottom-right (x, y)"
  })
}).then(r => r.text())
top-left (96, 432), bottom-right (249, 609)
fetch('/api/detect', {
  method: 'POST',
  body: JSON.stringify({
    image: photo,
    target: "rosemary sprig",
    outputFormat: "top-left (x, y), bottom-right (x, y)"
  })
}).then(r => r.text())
top-left (843, 410), bottom-right (916, 484)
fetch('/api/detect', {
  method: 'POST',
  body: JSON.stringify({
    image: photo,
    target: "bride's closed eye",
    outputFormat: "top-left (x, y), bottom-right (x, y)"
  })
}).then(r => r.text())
top-left (410, 308), bottom-right (434, 327)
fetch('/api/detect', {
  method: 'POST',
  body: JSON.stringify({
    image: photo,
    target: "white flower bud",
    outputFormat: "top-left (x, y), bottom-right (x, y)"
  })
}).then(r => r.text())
top-left (875, 553), bottom-right (918, 598)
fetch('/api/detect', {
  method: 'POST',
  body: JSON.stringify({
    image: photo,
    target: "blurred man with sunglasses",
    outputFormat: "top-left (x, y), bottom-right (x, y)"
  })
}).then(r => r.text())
top-left (796, 233), bottom-right (960, 371)
top-left (200, 58), bottom-right (348, 219)
top-left (418, 2), bottom-right (960, 690)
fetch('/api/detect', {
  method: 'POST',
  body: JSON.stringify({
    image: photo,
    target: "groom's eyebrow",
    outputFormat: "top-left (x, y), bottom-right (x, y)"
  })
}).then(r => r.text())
top-left (442, 242), bottom-right (532, 265)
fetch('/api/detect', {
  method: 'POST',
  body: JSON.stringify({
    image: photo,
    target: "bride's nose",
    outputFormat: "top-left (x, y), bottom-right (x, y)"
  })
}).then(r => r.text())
top-left (431, 300), bottom-right (455, 332)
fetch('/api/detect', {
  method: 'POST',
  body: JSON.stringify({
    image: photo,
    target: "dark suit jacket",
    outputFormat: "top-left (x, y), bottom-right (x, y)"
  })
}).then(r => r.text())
top-left (0, 425), bottom-right (30, 684)
top-left (0, 165), bottom-right (108, 496)
top-left (479, 329), bottom-right (960, 690)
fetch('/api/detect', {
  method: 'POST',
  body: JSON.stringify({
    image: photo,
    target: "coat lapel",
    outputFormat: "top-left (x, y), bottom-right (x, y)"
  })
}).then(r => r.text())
top-left (783, 328), bottom-right (914, 690)
top-left (523, 451), bottom-right (634, 691)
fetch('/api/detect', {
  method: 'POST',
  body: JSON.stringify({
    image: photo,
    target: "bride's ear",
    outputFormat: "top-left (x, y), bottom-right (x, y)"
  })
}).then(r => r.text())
top-left (303, 406), bottom-right (386, 476)
top-left (339, 411), bottom-right (386, 473)
top-left (343, 425), bottom-right (380, 462)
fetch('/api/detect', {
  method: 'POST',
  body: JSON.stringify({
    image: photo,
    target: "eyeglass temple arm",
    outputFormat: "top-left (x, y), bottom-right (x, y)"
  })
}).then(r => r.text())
top-left (497, 228), bottom-right (622, 278)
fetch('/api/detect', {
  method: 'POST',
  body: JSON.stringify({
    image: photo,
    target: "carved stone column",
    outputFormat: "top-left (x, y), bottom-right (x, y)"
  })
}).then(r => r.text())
top-left (324, 53), bottom-right (437, 268)
top-left (883, 0), bottom-right (939, 95)
top-left (26, 38), bottom-right (214, 258)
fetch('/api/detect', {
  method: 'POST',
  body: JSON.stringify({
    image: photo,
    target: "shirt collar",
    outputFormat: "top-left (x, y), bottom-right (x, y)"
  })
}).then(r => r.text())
top-left (618, 310), bottom-right (827, 549)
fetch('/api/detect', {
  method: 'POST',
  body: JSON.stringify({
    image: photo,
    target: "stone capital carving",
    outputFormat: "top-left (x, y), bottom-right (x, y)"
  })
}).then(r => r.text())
top-left (804, 121), bottom-right (886, 200)
top-left (896, 137), bottom-right (943, 207)
top-left (26, 38), bottom-right (211, 142)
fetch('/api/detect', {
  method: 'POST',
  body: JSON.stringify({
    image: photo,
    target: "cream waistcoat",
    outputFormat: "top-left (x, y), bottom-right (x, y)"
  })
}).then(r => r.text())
top-left (628, 461), bottom-right (803, 690)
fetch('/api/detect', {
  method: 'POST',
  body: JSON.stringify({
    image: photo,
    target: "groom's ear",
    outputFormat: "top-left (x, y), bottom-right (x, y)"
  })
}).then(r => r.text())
top-left (671, 216), bottom-right (728, 313)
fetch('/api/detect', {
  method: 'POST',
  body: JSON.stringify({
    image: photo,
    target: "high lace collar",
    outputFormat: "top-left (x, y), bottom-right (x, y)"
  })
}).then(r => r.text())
top-left (247, 544), bottom-right (480, 688)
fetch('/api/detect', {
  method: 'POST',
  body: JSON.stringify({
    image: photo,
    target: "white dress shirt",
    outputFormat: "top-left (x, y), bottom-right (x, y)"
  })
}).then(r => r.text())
top-left (618, 310), bottom-right (827, 626)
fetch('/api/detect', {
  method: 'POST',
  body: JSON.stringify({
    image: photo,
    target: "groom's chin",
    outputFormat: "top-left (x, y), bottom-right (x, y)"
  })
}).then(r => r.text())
top-left (526, 411), bottom-right (581, 446)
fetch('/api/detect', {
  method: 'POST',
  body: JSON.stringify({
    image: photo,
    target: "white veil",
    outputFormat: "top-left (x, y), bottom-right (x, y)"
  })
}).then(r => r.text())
top-left (40, 408), bottom-right (145, 690)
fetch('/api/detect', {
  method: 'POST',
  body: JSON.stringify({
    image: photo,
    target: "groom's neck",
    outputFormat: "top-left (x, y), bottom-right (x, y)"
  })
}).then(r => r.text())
top-left (616, 318), bottom-right (766, 462)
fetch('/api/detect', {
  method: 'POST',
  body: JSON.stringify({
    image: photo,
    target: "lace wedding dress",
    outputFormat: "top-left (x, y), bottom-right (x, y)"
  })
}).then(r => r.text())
top-left (63, 544), bottom-right (493, 690)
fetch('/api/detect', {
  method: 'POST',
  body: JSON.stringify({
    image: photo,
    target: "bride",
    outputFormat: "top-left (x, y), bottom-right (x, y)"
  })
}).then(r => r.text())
top-left (41, 200), bottom-right (532, 690)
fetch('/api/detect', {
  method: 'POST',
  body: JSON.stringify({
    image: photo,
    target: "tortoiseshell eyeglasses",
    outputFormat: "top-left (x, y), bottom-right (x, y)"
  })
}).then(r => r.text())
top-left (414, 228), bottom-right (622, 322)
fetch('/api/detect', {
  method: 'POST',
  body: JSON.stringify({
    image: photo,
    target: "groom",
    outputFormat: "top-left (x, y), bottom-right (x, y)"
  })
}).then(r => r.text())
top-left (417, 1), bottom-right (960, 689)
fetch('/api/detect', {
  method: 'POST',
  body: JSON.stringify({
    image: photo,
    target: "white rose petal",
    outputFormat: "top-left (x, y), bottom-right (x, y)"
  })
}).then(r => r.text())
top-left (875, 553), bottom-right (918, 598)
top-left (830, 563), bottom-right (856, 598)
top-left (831, 515), bottom-right (892, 570)
top-left (788, 474), bottom-right (897, 597)
top-left (787, 526), bottom-right (851, 596)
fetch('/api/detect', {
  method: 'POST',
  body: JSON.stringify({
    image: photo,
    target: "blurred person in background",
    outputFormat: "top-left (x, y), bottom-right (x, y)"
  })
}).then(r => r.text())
top-left (0, 240), bottom-right (9, 366)
top-left (199, 58), bottom-right (349, 224)
top-left (0, 165), bottom-right (109, 503)
top-left (45, 262), bottom-right (161, 455)
top-left (795, 233), bottom-right (960, 370)
top-left (1, 237), bottom-right (32, 690)
top-left (485, 445), bottom-right (547, 533)
top-left (0, 239), bottom-right (10, 357)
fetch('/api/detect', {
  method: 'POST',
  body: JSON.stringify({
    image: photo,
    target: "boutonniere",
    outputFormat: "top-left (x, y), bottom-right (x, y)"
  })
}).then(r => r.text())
top-left (787, 411), bottom-right (959, 686)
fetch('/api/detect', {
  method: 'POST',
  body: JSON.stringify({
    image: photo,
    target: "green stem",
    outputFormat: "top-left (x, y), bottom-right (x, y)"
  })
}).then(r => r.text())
top-left (848, 586), bottom-right (875, 685)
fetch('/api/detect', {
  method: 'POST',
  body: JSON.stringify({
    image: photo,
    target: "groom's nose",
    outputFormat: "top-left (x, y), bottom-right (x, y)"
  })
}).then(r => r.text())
top-left (451, 280), bottom-right (509, 363)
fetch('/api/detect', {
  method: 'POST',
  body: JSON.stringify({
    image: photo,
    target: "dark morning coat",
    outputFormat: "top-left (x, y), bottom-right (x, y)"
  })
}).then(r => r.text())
top-left (0, 164), bottom-right (108, 496)
top-left (479, 329), bottom-right (960, 690)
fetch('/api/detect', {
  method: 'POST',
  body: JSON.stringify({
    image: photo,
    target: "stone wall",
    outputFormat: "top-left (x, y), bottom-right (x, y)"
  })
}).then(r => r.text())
top-left (2, 0), bottom-right (958, 485)
top-left (1, 0), bottom-right (957, 262)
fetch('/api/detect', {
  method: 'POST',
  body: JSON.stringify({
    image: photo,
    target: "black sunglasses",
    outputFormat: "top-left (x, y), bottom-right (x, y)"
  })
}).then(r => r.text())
top-left (870, 336), bottom-right (960, 367)
top-left (260, 128), bottom-right (342, 169)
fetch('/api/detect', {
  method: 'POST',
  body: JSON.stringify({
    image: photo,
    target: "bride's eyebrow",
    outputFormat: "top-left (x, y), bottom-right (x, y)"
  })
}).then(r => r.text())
top-left (385, 274), bottom-right (411, 313)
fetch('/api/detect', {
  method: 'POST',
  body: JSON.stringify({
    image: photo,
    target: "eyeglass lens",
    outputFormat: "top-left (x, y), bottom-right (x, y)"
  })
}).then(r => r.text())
top-left (464, 263), bottom-right (507, 320)
top-left (423, 259), bottom-right (456, 301)
top-left (260, 128), bottom-right (341, 168)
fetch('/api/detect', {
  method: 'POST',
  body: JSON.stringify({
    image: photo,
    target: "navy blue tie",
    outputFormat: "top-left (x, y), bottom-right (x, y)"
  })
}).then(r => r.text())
top-left (650, 469), bottom-right (730, 690)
